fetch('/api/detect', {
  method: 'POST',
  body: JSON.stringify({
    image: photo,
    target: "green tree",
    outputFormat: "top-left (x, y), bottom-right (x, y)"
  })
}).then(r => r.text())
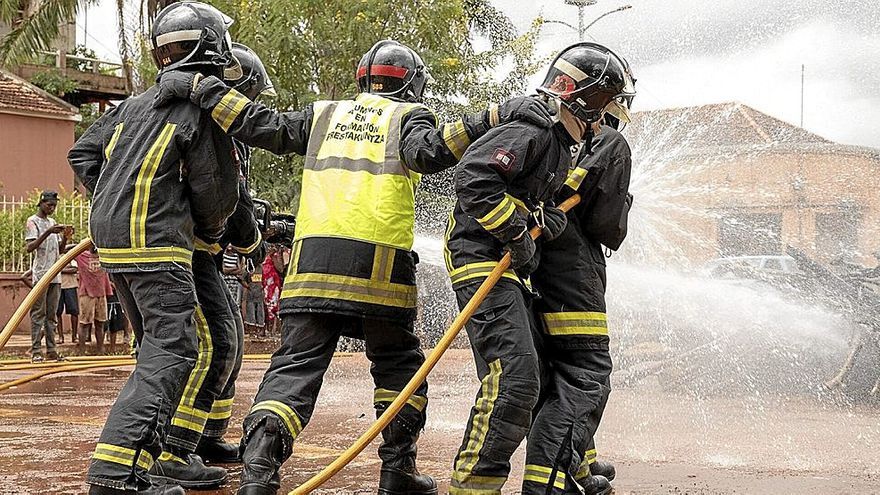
top-left (0, 0), bottom-right (98, 66)
top-left (203, 0), bottom-right (544, 211)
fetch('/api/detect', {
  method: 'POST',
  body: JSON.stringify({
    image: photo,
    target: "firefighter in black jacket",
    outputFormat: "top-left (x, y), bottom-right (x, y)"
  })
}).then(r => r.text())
top-left (67, 3), bottom-right (242, 494)
top-left (154, 39), bottom-right (554, 494)
top-left (150, 43), bottom-right (271, 490)
top-left (195, 43), bottom-right (277, 465)
top-left (529, 119), bottom-right (635, 495)
top-left (443, 42), bottom-right (634, 495)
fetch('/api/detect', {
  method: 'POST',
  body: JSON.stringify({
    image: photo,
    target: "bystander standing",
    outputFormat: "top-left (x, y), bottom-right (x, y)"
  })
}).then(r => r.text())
top-left (222, 245), bottom-right (245, 306)
top-left (243, 268), bottom-right (265, 337)
top-left (24, 190), bottom-right (72, 362)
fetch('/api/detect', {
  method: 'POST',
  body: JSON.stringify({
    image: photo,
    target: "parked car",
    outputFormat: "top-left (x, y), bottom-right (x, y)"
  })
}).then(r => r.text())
top-left (703, 255), bottom-right (801, 279)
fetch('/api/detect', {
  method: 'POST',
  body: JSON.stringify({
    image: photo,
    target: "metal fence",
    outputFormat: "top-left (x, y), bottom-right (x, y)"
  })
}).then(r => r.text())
top-left (0, 195), bottom-right (90, 274)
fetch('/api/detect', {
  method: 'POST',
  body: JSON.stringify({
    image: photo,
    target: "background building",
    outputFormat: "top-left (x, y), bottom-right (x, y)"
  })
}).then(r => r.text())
top-left (624, 102), bottom-right (880, 266)
top-left (0, 69), bottom-right (80, 197)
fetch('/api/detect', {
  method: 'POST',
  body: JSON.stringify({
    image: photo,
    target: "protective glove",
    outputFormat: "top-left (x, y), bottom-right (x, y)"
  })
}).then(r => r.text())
top-left (505, 231), bottom-right (538, 277)
top-left (489, 96), bottom-right (556, 129)
top-left (152, 71), bottom-right (203, 108)
top-left (539, 205), bottom-right (567, 241)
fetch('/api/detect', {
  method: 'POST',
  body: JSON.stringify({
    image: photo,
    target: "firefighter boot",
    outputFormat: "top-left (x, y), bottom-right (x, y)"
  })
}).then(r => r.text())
top-left (196, 437), bottom-right (243, 464)
top-left (580, 474), bottom-right (612, 495)
top-left (238, 415), bottom-right (285, 495)
top-left (377, 418), bottom-right (437, 495)
top-left (588, 459), bottom-right (616, 482)
top-left (88, 482), bottom-right (186, 494)
top-left (150, 452), bottom-right (228, 489)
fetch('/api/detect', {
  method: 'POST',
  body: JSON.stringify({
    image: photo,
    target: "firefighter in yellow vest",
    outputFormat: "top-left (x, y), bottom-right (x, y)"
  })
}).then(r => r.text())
top-left (154, 39), bottom-right (554, 494)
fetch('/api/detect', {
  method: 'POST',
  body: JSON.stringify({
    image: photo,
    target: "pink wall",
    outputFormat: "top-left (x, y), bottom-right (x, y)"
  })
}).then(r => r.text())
top-left (0, 112), bottom-right (76, 197)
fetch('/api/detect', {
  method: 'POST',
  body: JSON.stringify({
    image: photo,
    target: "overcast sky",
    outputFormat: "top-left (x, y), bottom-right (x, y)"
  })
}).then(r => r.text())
top-left (77, 0), bottom-right (878, 147)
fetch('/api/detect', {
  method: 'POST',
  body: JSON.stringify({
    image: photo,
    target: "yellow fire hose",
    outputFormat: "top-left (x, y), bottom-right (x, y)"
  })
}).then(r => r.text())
top-left (290, 193), bottom-right (581, 494)
top-left (0, 238), bottom-right (93, 352)
top-left (0, 359), bottom-right (134, 393)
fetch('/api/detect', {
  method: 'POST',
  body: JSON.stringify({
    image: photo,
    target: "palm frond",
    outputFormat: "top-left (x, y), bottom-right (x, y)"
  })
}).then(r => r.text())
top-left (0, 0), bottom-right (96, 66)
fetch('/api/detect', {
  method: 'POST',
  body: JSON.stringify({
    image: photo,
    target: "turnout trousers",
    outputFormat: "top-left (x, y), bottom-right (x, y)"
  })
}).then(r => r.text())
top-left (450, 280), bottom-right (541, 495)
top-left (86, 269), bottom-right (198, 491)
top-left (203, 276), bottom-right (245, 439)
top-left (524, 229), bottom-right (613, 494)
top-left (242, 311), bottom-right (429, 466)
top-left (163, 250), bottom-right (238, 457)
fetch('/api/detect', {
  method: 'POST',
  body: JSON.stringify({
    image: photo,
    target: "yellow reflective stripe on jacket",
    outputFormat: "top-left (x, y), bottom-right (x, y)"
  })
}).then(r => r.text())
top-left (523, 464), bottom-right (566, 490)
top-left (565, 166), bottom-right (589, 190)
top-left (488, 103), bottom-right (500, 127)
top-left (105, 122), bottom-right (124, 160)
top-left (296, 93), bottom-right (422, 251)
top-left (194, 237), bottom-right (222, 255)
top-left (171, 307), bottom-right (212, 433)
top-left (208, 397), bottom-right (235, 420)
top-left (443, 212), bottom-right (455, 273)
top-left (541, 311), bottom-right (608, 336)
top-left (98, 246), bottom-right (193, 266)
top-left (373, 388), bottom-right (428, 412)
top-left (130, 123), bottom-right (176, 249)
top-left (371, 245), bottom-right (395, 283)
top-left (250, 400), bottom-right (304, 438)
top-left (211, 89), bottom-right (249, 132)
top-left (452, 359), bottom-right (503, 492)
top-left (477, 194), bottom-right (516, 233)
top-left (448, 261), bottom-right (520, 287)
top-left (282, 272), bottom-right (417, 309)
top-left (441, 120), bottom-right (471, 159)
top-left (233, 230), bottom-right (263, 255)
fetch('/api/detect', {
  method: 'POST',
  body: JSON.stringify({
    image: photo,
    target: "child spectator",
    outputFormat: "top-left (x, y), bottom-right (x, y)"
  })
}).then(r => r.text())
top-left (222, 245), bottom-right (245, 306)
top-left (75, 246), bottom-right (113, 354)
top-left (262, 247), bottom-right (282, 335)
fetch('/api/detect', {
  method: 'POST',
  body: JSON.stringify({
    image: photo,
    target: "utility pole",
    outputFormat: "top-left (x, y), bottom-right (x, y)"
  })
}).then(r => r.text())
top-left (800, 64), bottom-right (805, 128)
top-left (564, 0), bottom-right (597, 41)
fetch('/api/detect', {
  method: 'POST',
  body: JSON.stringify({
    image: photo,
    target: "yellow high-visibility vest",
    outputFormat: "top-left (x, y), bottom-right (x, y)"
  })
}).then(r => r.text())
top-left (295, 93), bottom-right (423, 250)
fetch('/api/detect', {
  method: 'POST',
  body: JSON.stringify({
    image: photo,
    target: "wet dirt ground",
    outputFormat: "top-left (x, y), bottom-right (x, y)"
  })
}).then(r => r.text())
top-left (0, 349), bottom-right (878, 494)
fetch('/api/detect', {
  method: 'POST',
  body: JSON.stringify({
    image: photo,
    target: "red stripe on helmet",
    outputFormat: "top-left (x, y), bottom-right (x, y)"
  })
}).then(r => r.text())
top-left (356, 64), bottom-right (410, 80)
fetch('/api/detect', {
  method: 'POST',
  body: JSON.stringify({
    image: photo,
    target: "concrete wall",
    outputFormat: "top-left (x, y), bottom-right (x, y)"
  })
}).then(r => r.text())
top-left (653, 150), bottom-right (880, 265)
top-left (0, 112), bottom-right (75, 197)
top-left (0, 273), bottom-right (30, 336)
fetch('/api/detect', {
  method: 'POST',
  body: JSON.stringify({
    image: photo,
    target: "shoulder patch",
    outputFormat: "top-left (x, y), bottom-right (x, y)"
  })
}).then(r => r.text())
top-left (491, 148), bottom-right (516, 172)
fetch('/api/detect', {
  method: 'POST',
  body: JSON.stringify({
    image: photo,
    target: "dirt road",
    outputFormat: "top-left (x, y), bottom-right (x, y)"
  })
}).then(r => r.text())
top-left (0, 350), bottom-right (877, 494)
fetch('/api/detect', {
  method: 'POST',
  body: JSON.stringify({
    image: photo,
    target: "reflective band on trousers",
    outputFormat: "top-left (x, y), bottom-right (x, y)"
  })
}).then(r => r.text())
top-left (92, 443), bottom-right (154, 471)
top-left (451, 359), bottom-right (504, 494)
top-left (295, 93), bottom-right (424, 251)
top-left (250, 400), bottom-right (304, 439)
top-left (373, 388), bottom-right (428, 412)
top-left (541, 311), bottom-right (608, 336)
top-left (576, 448), bottom-right (599, 479)
top-left (170, 307), bottom-right (212, 433)
top-left (523, 464), bottom-right (566, 490)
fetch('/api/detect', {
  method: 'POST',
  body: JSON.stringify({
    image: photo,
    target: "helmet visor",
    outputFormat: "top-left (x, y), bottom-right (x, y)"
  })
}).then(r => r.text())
top-left (604, 95), bottom-right (632, 123)
top-left (222, 31), bottom-right (243, 80)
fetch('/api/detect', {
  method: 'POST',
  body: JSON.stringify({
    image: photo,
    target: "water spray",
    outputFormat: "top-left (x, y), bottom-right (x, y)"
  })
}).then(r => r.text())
top-left (289, 193), bottom-right (582, 495)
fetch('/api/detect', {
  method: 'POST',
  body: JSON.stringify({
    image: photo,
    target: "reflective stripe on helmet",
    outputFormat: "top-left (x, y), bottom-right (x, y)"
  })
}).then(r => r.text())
top-left (153, 29), bottom-right (202, 48)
